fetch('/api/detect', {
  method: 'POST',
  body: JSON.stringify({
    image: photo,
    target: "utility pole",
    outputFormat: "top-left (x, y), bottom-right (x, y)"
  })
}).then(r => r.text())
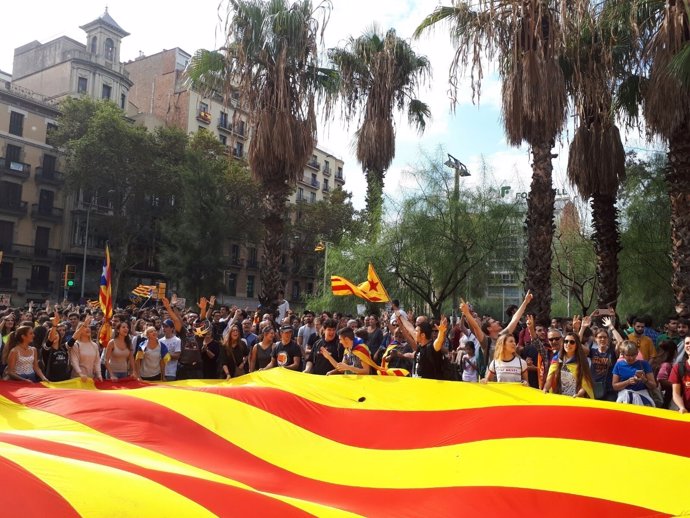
top-left (444, 154), bottom-right (470, 323)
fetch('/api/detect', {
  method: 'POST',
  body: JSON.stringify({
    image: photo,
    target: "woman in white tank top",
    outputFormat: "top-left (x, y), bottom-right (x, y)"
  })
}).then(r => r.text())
top-left (7, 325), bottom-right (48, 383)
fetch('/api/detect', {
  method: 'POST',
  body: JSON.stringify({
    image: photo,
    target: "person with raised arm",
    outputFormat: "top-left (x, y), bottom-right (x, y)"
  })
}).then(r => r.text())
top-left (460, 291), bottom-right (533, 379)
top-left (161, 296), bottom-right (204, 379)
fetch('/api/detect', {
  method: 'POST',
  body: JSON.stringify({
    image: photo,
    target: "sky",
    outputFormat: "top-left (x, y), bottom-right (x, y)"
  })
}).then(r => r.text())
top-left (1, 0), bottom-right (660, 211)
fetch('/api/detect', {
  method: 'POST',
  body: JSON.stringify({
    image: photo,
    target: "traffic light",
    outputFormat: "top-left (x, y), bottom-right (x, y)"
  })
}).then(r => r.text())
top-left (63, 264), bottom-right (76, 288)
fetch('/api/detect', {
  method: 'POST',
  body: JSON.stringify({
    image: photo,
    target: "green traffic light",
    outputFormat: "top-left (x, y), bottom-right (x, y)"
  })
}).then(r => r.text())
top-left (67, 280), bottom-right (75, 287)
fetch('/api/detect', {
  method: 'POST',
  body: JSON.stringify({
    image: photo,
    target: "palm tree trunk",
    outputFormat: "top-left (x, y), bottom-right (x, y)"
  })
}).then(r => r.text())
top-left (260, 185), bottom-right (290, 314)
top-left (365, 169), bottom-right (384, 241)
top-left (591, 193), bottom-right (620, 309)
top-left (524, 140), bottom-right (555, 321)
top-left (667, 130), bottom-right (690, 316)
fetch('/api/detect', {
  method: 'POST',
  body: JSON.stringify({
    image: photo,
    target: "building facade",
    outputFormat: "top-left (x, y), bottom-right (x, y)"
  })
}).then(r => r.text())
top-left (125, 48), bottom-right (346, 308)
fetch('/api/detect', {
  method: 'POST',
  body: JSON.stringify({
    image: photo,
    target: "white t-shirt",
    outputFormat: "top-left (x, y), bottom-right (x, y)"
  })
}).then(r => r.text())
top-left (160, 335), bottom-right (182, 377)
top-left (277, 300), bottom-right (290, 324)
top-left (461, 355), bottom-right (478, 382)
top-left (488, 355), bottom-right (526, 383)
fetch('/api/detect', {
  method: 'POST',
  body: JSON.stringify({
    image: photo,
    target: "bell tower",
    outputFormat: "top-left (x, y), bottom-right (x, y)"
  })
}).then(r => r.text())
top-left (79, 7), bottom-right (130, 64)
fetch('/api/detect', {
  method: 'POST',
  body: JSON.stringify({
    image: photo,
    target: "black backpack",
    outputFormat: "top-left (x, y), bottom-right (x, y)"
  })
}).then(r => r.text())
top-left (45, 346), bottom-right (71, 382)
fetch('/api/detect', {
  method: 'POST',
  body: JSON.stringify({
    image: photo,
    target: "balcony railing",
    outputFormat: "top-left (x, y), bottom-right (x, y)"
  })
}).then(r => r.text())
top-left (31, 204), bottom-right (64, 221)
top-left (322, 184), bottom-right (330, 193)
top-left (35, 167), bottom-right (65, 185)
top-left (225, 257), bottom-right (244, 268)
top-left (335, 170), bottom-right (345, 183)
top-left (0, 157), bottom-right (30, 180)
top-left (196, 110), bottom-right (212, 124)
top-left (307, 159), bottom-right (320, 170)
top-left (299, 175), bottom-right (320, 189)
top-left (0, 201), bottom-right (28, 216)
top-left (25, 279), bottom-right (54, 293)
top-left (2, 243), bottom-right (61, 261)
top-left (217, 119), bottom-right (232, 133)
top-left (232, 148), bottom-right (244, 160)
top-left (233, 124), bottom-right (247, 138)
top-left (246, 259), bottom-right (261, 270)
top-left (322, 165), bottom-right (331, 176)
top-left (0, 278), bottom-right (17, 290)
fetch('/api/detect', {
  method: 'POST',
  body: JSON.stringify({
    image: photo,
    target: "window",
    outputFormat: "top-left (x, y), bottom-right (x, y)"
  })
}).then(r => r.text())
top-left (0, 262), bottom-right (12, 287)
top-left (219, 111), bottom-right (228, 129)
top-left (199, 102), bottom-right (209, 113)
top-left (248, 247), bottom-right (257, 266)
top-left (0, 221), bottom-right (13, 249)
top-left (38, 189), bottom-right (54, 214)
top-left (0, 182), bottom-right (22, 209)
top-left (219, 134), bottom-right (227, 145)
top-left (105, 38), bottom-right (114, 61)
top-left (121, 93), bottom-right (126, 109)
top-left (337, 166), bottom-right (343, 178)
top-left (231, 244), bottom-right (240, 265)
top-left (246, 275), bottom-right (255, 298)
top-left (9, 112), bottom-right (24, 137)
top-left (90, 36), bottom-right (97, 54)
top-left (234, 142), bottom-right (243, 158)
top-left (236, 120), bottom-right (245, 135)
top-left (34, 227), bottom-right (50, 257)
top-left (78, 77), bottom-right (88, 94)
top-left (5, 144), bottom-right (21, 164)
top-left (30, 264), bottom-right (50, 285)
top-left (46, 123), bottom-right (58, 145)
top-left (310, 192), bottom-right (316, 203)
top-left (102, 84), bottom-right (112, 100)
top-left (323, 179), bottom-right (329, 191)
top-left (42, 155), bottom-right (57, 175)
top-left (306, 282), bottom-right (313, 295)
top-left (324, 160), bottom-right (330, 172)
top-left (227, 272), bottom-right (237, 296)
top-left (297, 187), bottom-right (304, 201)
top-left (311, 173), bottom-right (317, 184)
top-left (292, 281), bottom-right (300, 301)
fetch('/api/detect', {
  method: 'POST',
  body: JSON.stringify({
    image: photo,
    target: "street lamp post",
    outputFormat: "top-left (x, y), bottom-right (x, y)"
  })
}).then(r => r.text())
top-left (444, 154), bottom-right (470, 323)
top-left (314, 240), bottom-right (330, 296)
top-left (80, 202), bottom-right (92, 299)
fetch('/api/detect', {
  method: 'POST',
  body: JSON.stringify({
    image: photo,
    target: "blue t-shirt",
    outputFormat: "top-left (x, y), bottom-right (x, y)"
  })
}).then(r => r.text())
top-left (612, 359), bottom-right (652, 391)
top-left (589, 346), bottom-right (615, 388)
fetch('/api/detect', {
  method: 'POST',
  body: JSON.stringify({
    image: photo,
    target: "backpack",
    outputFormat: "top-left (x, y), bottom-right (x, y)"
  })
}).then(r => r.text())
top-left (45, 346), bottom-right (71, 382)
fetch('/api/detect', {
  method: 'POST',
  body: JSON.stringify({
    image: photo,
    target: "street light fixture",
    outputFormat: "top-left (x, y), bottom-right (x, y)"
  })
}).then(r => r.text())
top-left (314, 240), bottom-right (330, 295)
top-left (444, 153), bottom-right (470, 323)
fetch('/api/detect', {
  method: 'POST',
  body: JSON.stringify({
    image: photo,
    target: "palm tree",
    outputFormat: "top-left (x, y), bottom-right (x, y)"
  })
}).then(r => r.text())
top-left (186, 0), bottom-right (335, 310)
top-left (565, 5), bottom-right (625, 310)
top-left (415, 1), bottom-right (570, 321)
top-left (637, 0), bottom-right (690, 315)
top-left (328, 27), bottom-right (431, 241)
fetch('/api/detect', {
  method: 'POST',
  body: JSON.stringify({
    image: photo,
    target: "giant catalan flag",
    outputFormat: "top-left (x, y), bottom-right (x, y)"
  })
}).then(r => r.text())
top-left (0, 369), bottom-right (687, 517)
top-left (97, 244), bottom-right (112, 347)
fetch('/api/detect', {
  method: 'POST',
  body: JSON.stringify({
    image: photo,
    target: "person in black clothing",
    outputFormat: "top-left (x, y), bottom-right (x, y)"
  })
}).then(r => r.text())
top-left (304, 318), bottom-right (343, 375)
top-left (412, 318), bottom-right (448, 379)
top-left (201, 332), bottom-right (221, 379)
top-left (267, 325), bottom-right (302, 370)
top-left (162, 296), bottom-right (204, 379)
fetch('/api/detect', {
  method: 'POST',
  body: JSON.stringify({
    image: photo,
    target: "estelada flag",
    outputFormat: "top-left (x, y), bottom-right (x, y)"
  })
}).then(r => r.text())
top-left (132, 284), bottom-right (156, 298)
top-left (98, 244), bottom-right (112, 348)
top-left (331, 263), bottom-right (390, 303)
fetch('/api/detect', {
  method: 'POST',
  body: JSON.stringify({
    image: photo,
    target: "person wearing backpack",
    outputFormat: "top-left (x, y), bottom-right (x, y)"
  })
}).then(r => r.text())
top-left (43, 321), bottom-right (71, 382)
top-left (669, 336), bottom-right (690, 414)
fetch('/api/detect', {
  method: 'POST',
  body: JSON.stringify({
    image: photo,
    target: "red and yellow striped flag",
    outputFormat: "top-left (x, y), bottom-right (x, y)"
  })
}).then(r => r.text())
top-left (132, 284), bottom-right (156, 298)
top-left (0, 370), bottom-right (687, 517)
top-left (331, 263), bottom-right (390, 302)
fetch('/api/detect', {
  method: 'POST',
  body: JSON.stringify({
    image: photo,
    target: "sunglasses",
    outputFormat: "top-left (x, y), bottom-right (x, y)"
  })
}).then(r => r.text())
top-left (564, 339), bottom-right (577, 344)
top-left (548, 337), bottom-right (561, 342)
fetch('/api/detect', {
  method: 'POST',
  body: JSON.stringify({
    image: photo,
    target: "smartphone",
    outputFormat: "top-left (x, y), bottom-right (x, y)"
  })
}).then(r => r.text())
top-left (635, 370), bottom-right (644, 379)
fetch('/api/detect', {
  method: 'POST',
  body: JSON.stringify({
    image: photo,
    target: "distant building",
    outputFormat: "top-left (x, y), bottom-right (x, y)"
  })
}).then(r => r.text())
top-left (124, 48), bottom-right (346, 307)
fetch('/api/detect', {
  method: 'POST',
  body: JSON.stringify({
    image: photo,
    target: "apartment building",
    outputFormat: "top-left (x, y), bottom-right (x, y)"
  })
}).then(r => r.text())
top-left (0, 82), bottom-right (64, 303)
top-left (125, 48), bottom-right (346, 307)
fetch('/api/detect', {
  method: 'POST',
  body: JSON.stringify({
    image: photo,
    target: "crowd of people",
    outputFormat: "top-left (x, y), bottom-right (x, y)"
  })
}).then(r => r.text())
top-left (0, 292), bottom-right (689, 414)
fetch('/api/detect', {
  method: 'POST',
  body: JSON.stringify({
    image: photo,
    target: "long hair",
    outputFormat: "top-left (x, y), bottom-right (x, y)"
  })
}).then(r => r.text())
top-left (551, 333), bottom-right (593, 396)
top-left (117, 322), bottom-right (132, 350)
top-left (3, 325), bottom-right (33, 365)
top-left (223, 323), bottom-right (244, 351)
top-left (493, 334), bottom-right (513, 360)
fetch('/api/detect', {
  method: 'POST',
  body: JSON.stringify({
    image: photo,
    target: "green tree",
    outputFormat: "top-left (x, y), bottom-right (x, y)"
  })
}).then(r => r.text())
top-left (51, 98), bottom-right (179, 298)
top-left (328, 27), bottom-right (431, 241)
top-left (415, 0), bottom-right (571, 321)
top-left (617, 153), bottom-right (674, 321)
top-left (160, 130), bottom-right (260, 300)
top-left (386, 151), bottom-right (522, 319)
top-left (185, 0), bottom-right (336, 312)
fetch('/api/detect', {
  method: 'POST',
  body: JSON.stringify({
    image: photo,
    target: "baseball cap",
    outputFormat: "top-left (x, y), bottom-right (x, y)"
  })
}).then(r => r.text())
top-left (279, 324), bottom-right (293, 332)
top-left (162, 319), bottom-right (174, 328)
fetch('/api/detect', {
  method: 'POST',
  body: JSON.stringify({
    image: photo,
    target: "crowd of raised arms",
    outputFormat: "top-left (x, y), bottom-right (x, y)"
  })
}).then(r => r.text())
top-left (1, 291), bottom-right (689, 414)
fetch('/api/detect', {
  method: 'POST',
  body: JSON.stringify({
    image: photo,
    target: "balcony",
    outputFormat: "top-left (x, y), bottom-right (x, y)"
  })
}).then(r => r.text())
top-left (35, 167), bottom-right (65, 185)
top-left (322, 165), bottom-right (331, 176)
top-left (0, 157), bottom-right (30, 180)
top-left (31, 204), bottom-right (64, 222)
top-left (218, 119), bottom-right (232, 133)
top-left (233, 123), bottom-right (247, 139)
top-left (246, 259), bottom-right (261, 270)
top-left (0, 201), bottom-right (28, 217)
top-left (299, 175), bottom-right (320, 189)
top-left (322, 184), bottom-right (330, 193)
top-left (0, 278), bottom-right (17, 291)
top-left (306, 159), bottom-right (320, 171)
top-left (231, 148), bottom-right (245, 160)
top-left (335, 171), bottom-right (345, 183)
top-left (196, 110), bottom-right (212, 124)
top-left (25, 279), bottom-right (54, 293)
top-left (3, 243), bottom-right (60, 261)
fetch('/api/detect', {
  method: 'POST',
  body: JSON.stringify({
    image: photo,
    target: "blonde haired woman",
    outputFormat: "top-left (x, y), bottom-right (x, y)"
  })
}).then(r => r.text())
top-left (70, 316), bottom-right (103, 382)
top-left (481, 334), bottom-right (528, 385)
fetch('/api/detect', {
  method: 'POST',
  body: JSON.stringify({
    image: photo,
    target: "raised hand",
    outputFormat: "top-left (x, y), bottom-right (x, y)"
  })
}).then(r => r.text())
top-left (602, 316), bottom-right (614, 329)
top-left (209, 295), bottom-right (216, 307)
top-left (198, 297), bottom-right (208, 310)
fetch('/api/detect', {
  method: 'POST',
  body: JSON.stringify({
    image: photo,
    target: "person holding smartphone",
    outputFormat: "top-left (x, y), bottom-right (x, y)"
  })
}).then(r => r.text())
top-left (612, 341), bottom-right (657, 407)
